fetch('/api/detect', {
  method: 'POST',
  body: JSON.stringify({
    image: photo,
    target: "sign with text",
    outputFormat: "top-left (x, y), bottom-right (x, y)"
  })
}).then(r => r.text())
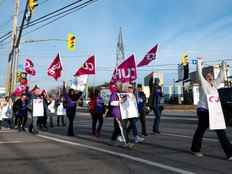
top-left (33, 99), bottom-right (44, 117)
top-left (207, 94), bottom-right (226, 130)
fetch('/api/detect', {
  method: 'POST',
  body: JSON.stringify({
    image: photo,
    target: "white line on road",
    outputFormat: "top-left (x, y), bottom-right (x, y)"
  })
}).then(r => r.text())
top-left (162, 133), bottom-right (218, 142)
top-left (38, 134), bottom-right (196, 174)
top-left (0, 141), bottom-right (23, 144)
top-left (0, 130), bottom-right (15, 133)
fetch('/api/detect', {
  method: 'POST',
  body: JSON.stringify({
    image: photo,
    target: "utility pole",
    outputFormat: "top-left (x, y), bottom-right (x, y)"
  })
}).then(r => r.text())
top-left (7, 0), bottom-right (20, 95)
top-left (7, 0), bottom-right (29, 95)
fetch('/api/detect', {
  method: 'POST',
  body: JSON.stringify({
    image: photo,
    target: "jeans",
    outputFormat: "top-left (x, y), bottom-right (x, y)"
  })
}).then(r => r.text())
top-left (126, 118), bottom-right (138, 139)
top-left (57, 115), bottom-right (66, 126)
top-left (91, 112), bottom-right (103, 135)
top-left (191, 109), bottom-right (232, 158)
top-left (153, 106), bottom-right (161, 132)
top-left (2, 118), bottom-right (12, 128)
top-left (29, 116), bottom-right (39, 133)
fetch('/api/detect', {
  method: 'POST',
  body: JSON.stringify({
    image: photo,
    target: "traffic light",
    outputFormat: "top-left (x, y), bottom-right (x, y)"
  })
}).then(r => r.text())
top-left (28, 0), bottom-right (38, 12)
top-left (180, 54), bottom-right (189, 66)
top-left (16, 72), bottom-right (27, 83)
top-left (67, 33), bottom-right (76, 51)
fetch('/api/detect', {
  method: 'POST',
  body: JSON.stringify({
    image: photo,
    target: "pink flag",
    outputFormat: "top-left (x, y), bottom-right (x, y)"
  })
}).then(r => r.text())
top-left (25, 59), bottom-right (36, 76)
top-left (110, 54), bottom-right (137, 84)
top-left (74, 55), bottom-right (96, 76)
top-left (137, 44), bottom-right (158, 67)
top-left (47, 53), bottom-right (63, 80)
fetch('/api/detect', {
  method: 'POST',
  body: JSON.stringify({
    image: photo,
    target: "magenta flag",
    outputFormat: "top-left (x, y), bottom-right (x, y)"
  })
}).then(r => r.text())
top-left (74, 55), bottom-right (96, 76)
top-left (47, 53), bottom-right (63, 80)
top-left (137, 44), bottom-right (158, 67)
top-left (25, 59), bottom-right (36, 76)
top-left (110, 54), bottom-right (137, 84)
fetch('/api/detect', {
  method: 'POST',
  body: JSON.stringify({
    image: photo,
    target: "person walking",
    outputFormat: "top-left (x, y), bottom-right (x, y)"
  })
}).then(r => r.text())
top-left (56, 96), bottom-right (66, 127)
top-left (135, 84), bottom-right (147, 136)
top-left (13, 94), bottom-right (30, 132)
top-left (191, 58), bottom-right (232, 160)
top-left (149, 78), bottom-right (163, 134)
top-left (123, 84), bottom-right (144, 143)
top-left (48, 97), bottom-right (56, 128)
top-left (110, 84), bottom-right (128, 145)
top-left (63, 81), bottom-right (82, 136)
top-left (92, 89), bottom-right (105, 137)
top-left (0, 97), bottom-right (13, 129)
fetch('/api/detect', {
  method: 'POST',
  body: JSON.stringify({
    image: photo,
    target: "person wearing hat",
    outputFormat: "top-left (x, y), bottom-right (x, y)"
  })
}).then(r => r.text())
top-left (109, 83), bottom-right (128, 144)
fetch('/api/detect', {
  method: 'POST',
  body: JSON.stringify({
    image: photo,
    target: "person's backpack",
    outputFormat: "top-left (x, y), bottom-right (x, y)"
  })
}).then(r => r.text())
top-left (95, 97), bottom-right (105, 114)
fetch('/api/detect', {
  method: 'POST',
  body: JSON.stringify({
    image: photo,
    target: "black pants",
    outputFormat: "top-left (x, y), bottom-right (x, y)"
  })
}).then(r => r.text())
top-left (66, 108), bottom-right (76, 136)
top-left (139, 112), bottom-right (147, 135)
top-left (91, 113), bottom-right (103, 135)
top-left (17, 115), bottom-right (27, 130)
top-left (191, 110), bottom-right (232, 158)
top-left (111, 119), bottom-right (120, 140)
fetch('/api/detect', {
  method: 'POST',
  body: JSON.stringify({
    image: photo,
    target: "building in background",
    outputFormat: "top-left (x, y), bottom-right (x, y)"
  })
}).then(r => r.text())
top-left (0, 87), bottom-right (6, 97)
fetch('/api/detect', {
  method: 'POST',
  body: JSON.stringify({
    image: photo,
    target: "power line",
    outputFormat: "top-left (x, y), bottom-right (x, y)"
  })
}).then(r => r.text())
top-left (0, 0), bottom-right (98, 44)
top-left (23, 0), bottom-right (97, 37)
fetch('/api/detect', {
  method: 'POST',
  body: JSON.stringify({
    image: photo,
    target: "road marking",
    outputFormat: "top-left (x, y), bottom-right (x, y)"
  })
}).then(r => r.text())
top-left (0, 141), bottom-right (23, 144)
top-left (38, 134), bottom-right (196, 174)
top-left (0, 130), bottom-right (15, 133)
top-left (162, 132), bottom-right (218, 142)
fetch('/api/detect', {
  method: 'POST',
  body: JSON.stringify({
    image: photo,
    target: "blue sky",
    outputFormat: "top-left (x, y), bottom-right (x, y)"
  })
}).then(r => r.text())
top-left (1, 0), bottom-right (232, 89)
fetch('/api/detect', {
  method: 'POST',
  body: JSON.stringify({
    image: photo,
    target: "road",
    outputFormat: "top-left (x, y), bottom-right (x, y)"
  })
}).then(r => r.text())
top-left (0, 111), bottom-right (232, 174)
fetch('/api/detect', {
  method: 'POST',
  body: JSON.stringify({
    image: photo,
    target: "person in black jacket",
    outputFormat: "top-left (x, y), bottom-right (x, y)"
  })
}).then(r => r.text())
top-left (13, 94), bottom-right (30, 131)
top-left (135, 84), bottom-right (147, 136)
top-left (149, 78), bottom-right (163, 134)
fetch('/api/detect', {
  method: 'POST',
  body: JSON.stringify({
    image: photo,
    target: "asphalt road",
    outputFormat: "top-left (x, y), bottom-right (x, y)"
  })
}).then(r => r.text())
top-left (0, 111), bottom-right (232, 174)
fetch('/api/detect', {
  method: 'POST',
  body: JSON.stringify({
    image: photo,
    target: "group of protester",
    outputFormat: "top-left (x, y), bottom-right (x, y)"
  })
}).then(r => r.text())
top-left (0, 86), bottom-right (67, 134)
top-left (87, 80), bottom-right (163, 146)
top-left (1, 57), bottom-right (232, 160)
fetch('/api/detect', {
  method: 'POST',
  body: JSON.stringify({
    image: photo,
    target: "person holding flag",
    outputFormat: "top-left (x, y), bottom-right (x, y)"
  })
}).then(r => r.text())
top-left (63, 81), bottom-right (82, 136)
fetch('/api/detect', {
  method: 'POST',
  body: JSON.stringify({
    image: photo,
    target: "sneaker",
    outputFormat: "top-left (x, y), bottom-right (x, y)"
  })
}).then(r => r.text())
top-left (227, 156), bottom-right (232, 161)
top-left (134, 136), bottom-right (144, 143)
top-left (123, 143), bottom-right (134, 148)
top-left (117, 136), bottom-right (124, 142)
top-left (153, 130), bottom-right (160, 134)
top-left (142, 133), bottom-right (148, 136)
top-left (191, 151), bottom-right (204, 157)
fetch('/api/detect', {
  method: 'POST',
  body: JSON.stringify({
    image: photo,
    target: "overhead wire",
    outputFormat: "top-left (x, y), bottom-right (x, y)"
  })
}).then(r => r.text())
top-left (0, 0), bottom-right (97, 43)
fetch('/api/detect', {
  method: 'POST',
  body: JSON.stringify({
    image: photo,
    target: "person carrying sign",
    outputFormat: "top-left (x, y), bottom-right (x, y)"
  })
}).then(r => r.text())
top-left (191, 58), bottom-right (232, 160)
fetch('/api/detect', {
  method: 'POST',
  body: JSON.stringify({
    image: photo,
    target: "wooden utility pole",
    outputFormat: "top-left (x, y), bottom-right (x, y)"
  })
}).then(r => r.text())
top-left (6, 0), bottom-right (20, 95)
top-left (7, 0), bottom-right (29, 95)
